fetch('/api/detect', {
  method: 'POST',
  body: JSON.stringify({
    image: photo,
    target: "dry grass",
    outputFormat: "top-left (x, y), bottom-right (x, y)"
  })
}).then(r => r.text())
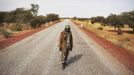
top-left (75, 20), bottom-right (134, 55)
top-left (0, 20), bottom-right (61, 41)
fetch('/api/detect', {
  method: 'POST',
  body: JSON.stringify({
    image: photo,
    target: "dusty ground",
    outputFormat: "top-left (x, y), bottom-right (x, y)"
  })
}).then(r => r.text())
top-left (75, 20), bottom-right (134, 55)
top-left (0, 28), bottom-right (44, 50)
top-left (0, 20), bottom-right (133, 75)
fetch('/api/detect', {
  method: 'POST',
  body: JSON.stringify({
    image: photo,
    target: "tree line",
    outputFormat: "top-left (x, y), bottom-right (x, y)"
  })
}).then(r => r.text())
top-left (73, 10), bottom-right (134, 34)
top-left (90, 11), bottom-right (134, 33)
top-left (0, 4), bottom-right (59, 28)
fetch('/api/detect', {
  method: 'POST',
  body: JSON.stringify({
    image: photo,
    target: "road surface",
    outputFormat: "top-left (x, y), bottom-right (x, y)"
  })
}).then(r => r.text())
top-left (0, 20), bottom-right (133, 75)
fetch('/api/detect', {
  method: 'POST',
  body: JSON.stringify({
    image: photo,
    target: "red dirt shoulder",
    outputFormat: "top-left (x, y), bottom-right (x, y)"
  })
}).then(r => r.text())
top-left (73, 21), bottom-right (134, 72)
top-left (0, 28), bottom-right (44, 50)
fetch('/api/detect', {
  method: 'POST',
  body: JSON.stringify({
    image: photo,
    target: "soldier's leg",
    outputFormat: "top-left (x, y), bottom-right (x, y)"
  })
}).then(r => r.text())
top-left (64, 50), bottom-right (69, 63)
top-left (62, 50), bottom-right (66, 63)
top-left (60, 51), bottom-right (62, 61)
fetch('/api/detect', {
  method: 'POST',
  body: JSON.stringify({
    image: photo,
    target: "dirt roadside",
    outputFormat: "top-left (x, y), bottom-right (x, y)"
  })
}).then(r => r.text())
top-left (0, 28), bottom-right (44, 50)
top-left (73, 21), bottom-right (134, 72)
top-left (0, 21), bottom-right (60, 50)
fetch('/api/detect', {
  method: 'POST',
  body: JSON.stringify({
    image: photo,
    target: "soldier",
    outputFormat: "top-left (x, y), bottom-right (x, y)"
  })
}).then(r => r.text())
top-left (59, 25), bottom-right (73, 64)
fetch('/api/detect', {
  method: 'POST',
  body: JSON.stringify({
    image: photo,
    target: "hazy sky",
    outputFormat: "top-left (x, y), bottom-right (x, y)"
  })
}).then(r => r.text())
top-left (0, 0), bottom-right (134, 17)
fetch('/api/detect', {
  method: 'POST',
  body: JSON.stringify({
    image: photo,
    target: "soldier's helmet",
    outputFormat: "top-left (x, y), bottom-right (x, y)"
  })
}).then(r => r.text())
top-left (65, 25), bottom-right (70, 29)
top-left (65, 25), bottom-right (71, 32)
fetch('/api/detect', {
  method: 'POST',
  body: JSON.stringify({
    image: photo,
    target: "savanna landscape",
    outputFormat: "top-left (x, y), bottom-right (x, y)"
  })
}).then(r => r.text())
top-left (0, 0), bottom-right (134, 75)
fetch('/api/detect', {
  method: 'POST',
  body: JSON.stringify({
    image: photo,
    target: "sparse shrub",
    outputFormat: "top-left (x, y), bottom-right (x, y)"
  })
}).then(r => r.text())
top-left (0, 29), bottom-right (12, 38)
top-left (125, 37), bottom-right (130, 41)
top-left (15, 24), bottom-right (22, 31)
top-left (118, 37), bottom-right (130, 47)
top-left (117, 29), bottom-right (123, 35)
top-left (11, 24), bottom-right (22, 31)
top-left (98, 27), bottom-right (103, 30)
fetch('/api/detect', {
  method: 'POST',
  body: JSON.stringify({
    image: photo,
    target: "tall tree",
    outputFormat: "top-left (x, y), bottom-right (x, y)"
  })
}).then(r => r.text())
top-left (31, 4), bottom-right (39, 16)
top-left (121, 11), bottom-right (134, 33)
top-left (0, 12), bottom-right (8, 25)
top-left (46, 13), bottom-right (59, 22)
top-left (107, 14), bottom-right (124, 30)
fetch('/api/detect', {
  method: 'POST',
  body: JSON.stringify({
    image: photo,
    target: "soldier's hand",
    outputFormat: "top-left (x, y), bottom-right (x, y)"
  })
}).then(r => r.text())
top-left (59, 47), bottom-right (62, 51)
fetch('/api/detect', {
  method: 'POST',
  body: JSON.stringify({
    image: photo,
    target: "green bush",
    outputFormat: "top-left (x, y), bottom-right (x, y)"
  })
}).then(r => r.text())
top-left (30, 16), bottom-right (46, 28)
top-left (46, 13), bottom-right (59, 21)
top-left (98, 27), bottom-right (103, 30)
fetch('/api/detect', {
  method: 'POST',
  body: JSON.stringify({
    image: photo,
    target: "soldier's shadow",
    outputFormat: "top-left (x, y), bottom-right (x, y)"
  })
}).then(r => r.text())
top-left (66, 54), bottom-right (83, 67)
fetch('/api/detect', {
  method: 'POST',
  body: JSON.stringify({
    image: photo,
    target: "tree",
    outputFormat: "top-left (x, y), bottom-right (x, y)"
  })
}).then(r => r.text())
top-left (0, 12), bottom-right (8, 26)
top-left (107, 14), bottom-right (124, 29)
top-left (31, 4), bottom-right (39, 16)
top-left (90, 17), bottom-right (95, 24)
top-left (30, 16), bottom-right (46, 28)
top-left (2, 8), bottom-right (33, 24)
top-left (46, 13), bottom-right (59, 22)
top-left (90, 16), bottom-right (106, 26)
top-left (107, 14), bottom-right (124, 34)
top-left (72, 16), bottom-right (77, 20)
top-left (121, 11), bottom-right (134, 33)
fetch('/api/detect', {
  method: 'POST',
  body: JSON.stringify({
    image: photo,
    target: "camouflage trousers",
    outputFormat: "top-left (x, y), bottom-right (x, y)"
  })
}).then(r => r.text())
top-left (61, 48), bottom-right (69, 63)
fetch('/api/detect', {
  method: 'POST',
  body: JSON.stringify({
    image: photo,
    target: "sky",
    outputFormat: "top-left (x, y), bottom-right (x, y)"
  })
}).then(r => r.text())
top-left (0, 0), bottom-right (134, 18)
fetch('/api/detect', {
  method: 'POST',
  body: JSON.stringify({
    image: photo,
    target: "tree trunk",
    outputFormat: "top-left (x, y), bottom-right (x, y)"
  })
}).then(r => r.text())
top-left (117, 26), bottom-right (122, 35)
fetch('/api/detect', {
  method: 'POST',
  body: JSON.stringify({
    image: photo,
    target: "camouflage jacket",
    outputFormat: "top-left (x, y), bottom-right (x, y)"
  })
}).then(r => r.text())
top-left (59, 31), bottom-right (73, 52)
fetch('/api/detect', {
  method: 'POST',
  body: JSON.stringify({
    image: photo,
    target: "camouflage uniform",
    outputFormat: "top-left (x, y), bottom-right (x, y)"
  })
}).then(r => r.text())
top-left (59, 30), bottom-right (73, 63)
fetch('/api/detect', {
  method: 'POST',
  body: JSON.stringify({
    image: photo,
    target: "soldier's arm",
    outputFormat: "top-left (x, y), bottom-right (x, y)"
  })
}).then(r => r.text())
top-left (71, 32), bottom-right (73, 47)
top-left (70, 32), bottom-right (73, 51)
top-left (59, 32), bottom-right (63, 51)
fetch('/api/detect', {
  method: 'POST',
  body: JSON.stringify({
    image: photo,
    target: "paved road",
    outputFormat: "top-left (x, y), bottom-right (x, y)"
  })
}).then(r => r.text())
top-left (0, 20), bottom-right (133, 75)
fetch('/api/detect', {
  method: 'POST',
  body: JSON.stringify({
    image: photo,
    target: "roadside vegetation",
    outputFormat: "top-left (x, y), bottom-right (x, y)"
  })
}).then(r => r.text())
top-left (73, 10), bottom-right (134, 55)
top-left (0, 4), bottom-right (60, 39)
